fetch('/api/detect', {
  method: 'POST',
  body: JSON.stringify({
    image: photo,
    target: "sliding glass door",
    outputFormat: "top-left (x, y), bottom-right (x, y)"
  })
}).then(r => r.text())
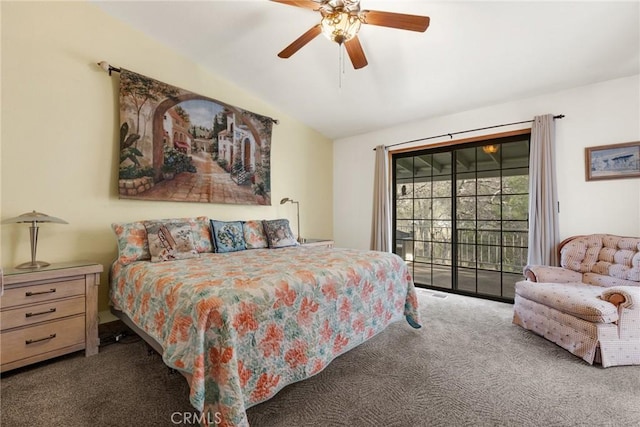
top-left (392, 134), bottom-right (530, 302)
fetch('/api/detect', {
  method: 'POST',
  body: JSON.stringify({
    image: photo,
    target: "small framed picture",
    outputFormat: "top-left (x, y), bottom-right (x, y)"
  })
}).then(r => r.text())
top-left (585, 141), bottom-right (640, 181)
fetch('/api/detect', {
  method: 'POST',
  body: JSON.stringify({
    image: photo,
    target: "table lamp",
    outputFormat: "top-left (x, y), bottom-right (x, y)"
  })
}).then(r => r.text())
top-left (2, 210), bottom-right (68, 269)
top-left (280, 197), bottom-right (301, 243)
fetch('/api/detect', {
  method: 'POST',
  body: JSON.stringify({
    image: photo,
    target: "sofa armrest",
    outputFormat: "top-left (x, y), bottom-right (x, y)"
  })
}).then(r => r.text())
top-left (523, 265), bottom-right (582, 283)
top-left (601, 286), bottom-right (640, 340)
top-left (601, 286), bottom-right (638, 309)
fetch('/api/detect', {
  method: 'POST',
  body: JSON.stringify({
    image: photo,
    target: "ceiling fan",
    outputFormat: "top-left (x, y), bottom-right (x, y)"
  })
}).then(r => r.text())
top-left (271, 0), bottom-right (430, 70)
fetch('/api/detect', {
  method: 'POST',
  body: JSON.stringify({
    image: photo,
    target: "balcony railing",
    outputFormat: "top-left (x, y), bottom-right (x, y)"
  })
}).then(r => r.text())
top-left (395, 224), bottom-right (527, 274)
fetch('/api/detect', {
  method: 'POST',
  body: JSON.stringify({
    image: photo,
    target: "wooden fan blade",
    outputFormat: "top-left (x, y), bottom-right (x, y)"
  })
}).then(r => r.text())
top-left (278, 25), bottom-right (322, 58)
top-left (344, 36), bottom-right (368, 70)
top-left (270, 0), bottom-right (320, 10)
top-left (361, 10), bottom-right (430, 32)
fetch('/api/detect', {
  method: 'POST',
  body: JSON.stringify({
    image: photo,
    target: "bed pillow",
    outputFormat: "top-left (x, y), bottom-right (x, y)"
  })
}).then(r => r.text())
top-left (154, 216), bottom-right (213, 253)
top-left (210, 220), bottom-right (247, 253)
top-left (190, 216), bottom-right (214, 253)
top-left (112, 217), bottom-right (212, 265)
top-left (111, 221), bottom-right (151, 264)
top-left (144, 220), bottom-right (199, 262)
top-left (243, 220), bottom-right (268, 249)
top-left (263, 219), bottom-right (298, 248)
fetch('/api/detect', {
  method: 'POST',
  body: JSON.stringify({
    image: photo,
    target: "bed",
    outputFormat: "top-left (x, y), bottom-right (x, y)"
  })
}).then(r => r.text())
top-left (109, 218), bottom-right (421, 426)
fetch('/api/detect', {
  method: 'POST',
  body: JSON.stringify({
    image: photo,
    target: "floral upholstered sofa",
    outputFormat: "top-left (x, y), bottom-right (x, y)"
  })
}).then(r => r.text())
top-left (513, 234), bottom-right (640, 367)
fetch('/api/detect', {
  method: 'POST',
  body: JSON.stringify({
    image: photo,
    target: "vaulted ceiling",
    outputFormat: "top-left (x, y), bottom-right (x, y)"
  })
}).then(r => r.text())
top-left (93, 0), bottom-right (640, 140)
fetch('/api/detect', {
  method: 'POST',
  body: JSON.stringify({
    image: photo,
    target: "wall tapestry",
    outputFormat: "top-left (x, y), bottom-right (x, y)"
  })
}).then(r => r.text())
top-left (118, 69), bottom-right (273, 205)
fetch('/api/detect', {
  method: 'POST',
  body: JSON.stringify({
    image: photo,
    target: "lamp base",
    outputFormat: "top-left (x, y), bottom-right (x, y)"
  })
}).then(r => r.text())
top-left (16, 260), bottom-right (50, 270)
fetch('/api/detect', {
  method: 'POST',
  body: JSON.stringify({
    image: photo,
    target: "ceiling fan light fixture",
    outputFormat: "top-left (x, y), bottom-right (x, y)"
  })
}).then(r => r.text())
top-left (321, 11), bottom-right (361, 44)
top-left (272, 0), bottom-right (430, 70)
top-left (482, 144), bottom-right (499, 154)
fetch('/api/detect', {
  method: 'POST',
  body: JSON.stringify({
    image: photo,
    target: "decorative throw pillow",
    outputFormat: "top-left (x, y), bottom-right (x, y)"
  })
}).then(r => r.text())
top-left (190, 216), bottom-right (214, 253)
top-left (243, 220), bottom-right (268, 249)
top-left (111, 221), bottom-right (151, 265)
top-left (210, 220), bottom-right (247, 253)
top-left (154, 217), bottom-right (214, 253)
top-left (263, 219), bottom-right (298, 248)
top-left (144, 221), bottom-right (199, 262)
top-left (111, 217), bottom-right (212, 264)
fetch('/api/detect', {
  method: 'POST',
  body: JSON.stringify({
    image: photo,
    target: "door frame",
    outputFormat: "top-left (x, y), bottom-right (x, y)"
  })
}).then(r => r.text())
top-left (390, 129), bottom-right (532, 303)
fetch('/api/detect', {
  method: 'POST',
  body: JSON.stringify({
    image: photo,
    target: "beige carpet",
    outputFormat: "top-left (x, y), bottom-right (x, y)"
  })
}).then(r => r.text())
top-left (2, 289), bottom-right (639, 426)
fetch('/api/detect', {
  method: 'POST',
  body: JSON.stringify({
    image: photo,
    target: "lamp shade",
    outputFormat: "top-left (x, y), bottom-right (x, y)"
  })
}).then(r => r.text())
top-left (321, 11), bottom-right (361, 44)
top-left (2, 210), bottom-right (68, 269)
top-left (2, 210), bottom-right (68, 225)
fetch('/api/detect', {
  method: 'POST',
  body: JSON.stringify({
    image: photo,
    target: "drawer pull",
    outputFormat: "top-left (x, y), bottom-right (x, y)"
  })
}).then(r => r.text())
top-left (25, 288), bottom-right (56, 297)
top-left (25, 308), bottom-right (57, 318)
top-left (25, 333), bottom-right (57, 345)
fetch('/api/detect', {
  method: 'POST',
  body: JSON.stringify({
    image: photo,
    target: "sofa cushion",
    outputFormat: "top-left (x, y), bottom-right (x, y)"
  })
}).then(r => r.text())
top-left (561, 235), bottom-right (602, 273)
top-left (515, 281), bottom-right (618, 323)
top-left (582, 273), bottom-right (640, 288)
top-left (596, 236), bottom-right (640, 280)
top-left (561, 234), bottom-right (640, 282)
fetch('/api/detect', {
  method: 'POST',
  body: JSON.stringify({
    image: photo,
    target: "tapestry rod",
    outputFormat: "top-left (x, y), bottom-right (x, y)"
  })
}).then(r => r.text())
top-left (96, 61), bottom-right (280, 125)
top-left (97, 61), bottom-right (121, 75)
top-left (373, 114), bottom-right (565, 151)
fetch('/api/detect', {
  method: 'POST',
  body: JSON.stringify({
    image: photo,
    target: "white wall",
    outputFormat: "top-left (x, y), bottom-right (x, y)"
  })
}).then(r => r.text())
top-left (334, 75), bottom-right (640, 249)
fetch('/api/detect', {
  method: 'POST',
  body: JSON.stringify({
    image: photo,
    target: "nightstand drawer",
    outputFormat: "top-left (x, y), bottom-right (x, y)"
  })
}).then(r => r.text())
top-left (1, 315), bottom-right (85, 366)
top-left (0, 278), bottom-right (85, 309)
top-left (1, 296), bottom-right (85, 331)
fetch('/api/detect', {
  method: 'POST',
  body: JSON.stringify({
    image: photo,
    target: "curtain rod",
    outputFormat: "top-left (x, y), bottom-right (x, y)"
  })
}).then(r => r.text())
top-left (373, 114), bottom-right (565, 151)
top-left (96, 61), bottom-right (280, 125)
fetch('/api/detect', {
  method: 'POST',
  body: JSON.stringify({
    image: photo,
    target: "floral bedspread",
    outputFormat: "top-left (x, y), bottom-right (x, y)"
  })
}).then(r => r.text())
top-left (110, 247), bottom-right (421, 426)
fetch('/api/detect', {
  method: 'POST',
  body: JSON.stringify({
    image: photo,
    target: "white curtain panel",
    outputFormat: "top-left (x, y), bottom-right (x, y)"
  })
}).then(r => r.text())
top-left (527, 114), bottom-right (560, 266)
top-left (371, 145), bottom-right (391, 252)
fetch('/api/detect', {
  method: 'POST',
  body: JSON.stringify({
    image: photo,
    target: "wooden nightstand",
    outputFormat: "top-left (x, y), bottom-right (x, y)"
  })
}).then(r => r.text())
top-left (0, 261), bottom-right (103, 372)
top-left (299, 238), bottom-right (334, 248)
